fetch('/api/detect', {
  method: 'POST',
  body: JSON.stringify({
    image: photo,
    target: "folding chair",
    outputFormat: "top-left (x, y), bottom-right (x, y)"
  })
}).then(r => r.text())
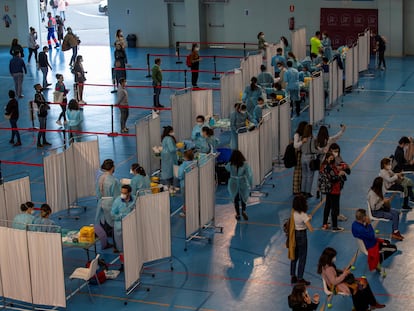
top-left (69, 254), bottom-right (101, 302)
top-left (366, 201), bottom-right (390, 224)
top-left (322, 277), bottom-right (350, 309)
top-left (355, 238), bottom-right (386, 277)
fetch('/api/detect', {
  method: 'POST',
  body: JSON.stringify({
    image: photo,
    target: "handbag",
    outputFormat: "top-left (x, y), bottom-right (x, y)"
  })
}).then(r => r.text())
top-left (309, 156), bottom-right (321, 171)
top-left (53, 90), bottom-right (64, 103)
top-left (4, 113), bottom-right (11, 120)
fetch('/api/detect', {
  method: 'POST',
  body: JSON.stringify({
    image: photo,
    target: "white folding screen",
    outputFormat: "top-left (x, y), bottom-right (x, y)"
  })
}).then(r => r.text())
top-left (27, 231), bottom-right (66, 308)
top-left (309, 72), bottom-right (325, 125)
top-left (240, 53), bottom-right (262, 90)
top-left (148, 115), bottom-right (161, 173)
top-left (65, 145), bottom-right (77, 204)
top-left (238, 129), bottom-right (261, 186)
top-left (269, 100), bottom-right (291, 161)
top-left (136, 114), bottom-right (161, 175)
top-left (185, 167), bottom-right (200, 238)
top-left (352, 44), bottom-right (359, 86)
top-left (198, 157), bottom-right (216, 226)
top-left (279, 100), bottom-right (292, 157)
top-left (0, 227), bottom-right (32, 304)
top-left (220, 69), bottom-right (243, 118)
top-left (345, 47), bottom-right (354, 89)
top-left (44, 152), bottom-right (68, 213)
top-left (259, 112), bottom-right (273, 179)
top-left (137, 192), bottom-right (171, 263)
top-left (265, 43), bottom-right (280, 75)
top-left (358, 30), bottom-right (370, 72)
top-left (291, 28), bottom-right (307, 61)
top-left (0, 176), bottom-right (31, 222)
top-left (122, 210), bottom-right (144, 292)
top-left (192, 89), bottom-right (214, 124)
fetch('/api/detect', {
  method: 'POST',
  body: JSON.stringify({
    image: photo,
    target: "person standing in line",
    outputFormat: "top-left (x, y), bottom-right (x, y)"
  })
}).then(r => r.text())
top-left (27, 27), bottom-right (39, 64)
top-left (293, 121), bottom-right (308, 195)
top-left (55, 73), bottom-right (69, 126)
top-left (34, 84), bottom-right (51, 148)
top-left (190, 43), bottom-right (201, 87)
top-left (5, 90), bottom-right (22, 146)
top-left (10, 38), bottom-right (24, 58)
top-left (65, 99), bottom-right (83, 142)
top-left (152, 58), bottom-right (164, 108)
top-left (373, 31), bottom-right (386, 70)
top-left (73, 55), bottom-right (87, 103)
top-left (38, 46), bottom-right (53, 89)
top-left (9, 51), bottom-right (27, 98)
top-left (114, 29), bottom-right (128, 65)
top-left (63, 27), bottom-right (80, 68)
top-left (46, 12), bottom-right (59, 49)
top-left (116, 78), bottom-right (129, 133)
top-left (113, 43), bottom-right (127, 88)
top-left (55, 15), bottom-right (65, 47)
top-left (225, 149), bottom-right (253, 221)
top-left (288, 195), bottom-right (314, 286)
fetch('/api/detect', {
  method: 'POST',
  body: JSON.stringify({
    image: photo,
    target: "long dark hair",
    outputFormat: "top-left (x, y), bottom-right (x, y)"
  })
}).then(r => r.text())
top-left (316, 125), bottom-right (329, 148)
top-left (292, 195), bottom-right (308, 213)
top-left (281, 36), bottom-right (289, 47)
top-left (229, 150), bottom-right (246, 168)
top-left (250, 77), bottom-right (258, 91)
top-left (317, 247), bottom-right (337, 274)
top-left (295, 121), bottom-right (308, 136)
top-left (161, 126), bottom-right (176, 143)
top-left (371, 176), bottom-right (384, 200)
top-left (288, 284), bottom-right (306, 306)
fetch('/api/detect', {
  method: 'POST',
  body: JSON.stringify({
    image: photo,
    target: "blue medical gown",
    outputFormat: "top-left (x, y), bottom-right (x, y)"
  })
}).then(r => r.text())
top-left (177, 160), bottom-right (195, 190)
top-left (32, 217), bottom-right (59, 233)
top-left (225, 162), bottom-right (253, 203)
top-left (242, 85), bottom-right (263, 114)
top-left (284, 67), bottom-right (300, 102)
top-left (206, 136), bottom-right (219, 153)
top-left (257, 72), bottom-right (274, 88)
top-left (191, 124), bottom-right (203, 141)
top-left (130, 174), bottom-right (151, 194)
top-left (111, 195), bottom-right (135, 251)
top-left (12, 213), bottom-right (34, 230)
top-left (230, 111), bottom-right (248, 150)
top-left (161, 136), bottom-right (178, 181)
top-left (271, 55), bottom-right (286, 74)
top-left (195, 136), bottom-right (211, 153)
top-left (95, 173), bottom-right (121, 225)
top-left (252, 106), bottom-right (263, 124)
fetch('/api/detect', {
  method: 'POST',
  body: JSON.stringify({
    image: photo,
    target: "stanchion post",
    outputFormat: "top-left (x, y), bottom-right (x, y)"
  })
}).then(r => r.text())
top-left (243, 42), bottom-right (246, 58)
top-left (212, 55), bottom-right (220, 80)
top-left (176, 41), bottom-right (183, 64)
top-left (108, 104), bottom-right (119, 137)
top-left (145, 54), bottom-right (151, 78)
top-left (184, 69), bottom-right (187, 90)
top-left (111, 67), bottom-right (118, 93)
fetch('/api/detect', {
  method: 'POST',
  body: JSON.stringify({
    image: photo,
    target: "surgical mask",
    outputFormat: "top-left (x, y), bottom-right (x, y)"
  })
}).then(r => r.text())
top-left (258, 104), bottom-right (264, 108)
top-left (332, 151), bottom-right (339, 158)
top-left (332, 256), bottom-right (336, 263)
top-left (197, 122), bottom-right (203, 126)
top-left (195, 47), bottom-right (199, 51)
top-left (170, 132), bottom-right (175, 136)
top-left (130, 169), bottom-right (134, 174)
top-left (120, 193), bottom-right (127, 200)
top-left (240, 111), bottom-right (246, 114)
top-left (260, 35), bottom-right (264, 39)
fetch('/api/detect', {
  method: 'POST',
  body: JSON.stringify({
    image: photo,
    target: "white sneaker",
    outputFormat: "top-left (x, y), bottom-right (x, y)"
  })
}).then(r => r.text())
top-left (331, 227), bottom-right (344, 232)
top-left (179, 212), bottom-right (186, 217)
top-left (338, 214), bottom-right (348, 222)
top-left (56, 120), bottom-right (62, 126)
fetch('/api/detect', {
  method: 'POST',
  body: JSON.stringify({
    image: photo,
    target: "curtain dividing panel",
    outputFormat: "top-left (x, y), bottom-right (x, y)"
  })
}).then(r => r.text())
top-left (185, 167), bottom-right (200, 238)
top-left (27, 231), bottom-right (66, 307)
top-left (352, 44), bottom-right (359, 86)
top-left (73, 140), bottom-right (100, 198)
top-left (171, 91), bottom-right (192, 142)
top-left (2, 176), bottom-right (31, 222)
top-left (65, 145), bottom-right (77, 204)
top-left (345, 47), bottom-right (354, 89)
top-left (192, 89), bottom-right (213, 123)
top-left (199, 157), bottom-right (216, 226)
top-left (148, 115), bottom-right (161, 173)
top-left (259, 112), bottom-right (273, 179)
top-left (136, 117), bottom-right (151, 175)
top-left (0, 227), bottom-right (32, 304)
top-left (44, 152), bottom-right (68, 213)
top-left (309, 72), bottom-right (325, 125)
top-left (240, 53), bottom-right (262, 90)
top-left (291, 28), bottom-right (307, 61)
top-left (220, 69), bottom-right (243, 118)
top-left (238, 129), bottom-right (261, 186)
top-left (123, 210), bottom-right (144, 291)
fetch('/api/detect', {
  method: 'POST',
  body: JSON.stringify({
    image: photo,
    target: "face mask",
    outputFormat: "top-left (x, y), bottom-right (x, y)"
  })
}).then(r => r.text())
top-left (197, 122), bottom-right (203, 126)
top-left (240, 111), bottom-right (246, 114)
top-left (258, 104), bottom-right (264, 108)
top-left (130, 169), bottom-right (134, 174)
top-left (120, 193), bottom-right (127, 200)
top-left (332, 152), bottom-right (339, 158)
top-left (195, 47), bottom-right (199, 51)
top-left (260, 35), bottom-right (264, 39)
top-left (332, 256), bottom-right (336, 263)
top-left (170, 132), bottom-right (175, 136)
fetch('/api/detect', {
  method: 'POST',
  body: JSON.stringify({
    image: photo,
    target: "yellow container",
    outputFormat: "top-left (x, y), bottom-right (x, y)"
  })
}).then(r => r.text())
top-left (79, 226), bottom-right (95, 243)
top-left (276, 95), bottom-right (283, 100)
top-left (304, 77), bottom-right (312, 85)
top-left (151, 182), bottom-right (160, 194)
top-left (176, 142), bottom-right (185, 149)
top-left (151, 176), bottom-right (160, 183)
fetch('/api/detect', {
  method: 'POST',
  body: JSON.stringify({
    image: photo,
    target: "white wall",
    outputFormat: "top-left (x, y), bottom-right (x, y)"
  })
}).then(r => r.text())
top-left (403, 0), bottom-right (414, 55)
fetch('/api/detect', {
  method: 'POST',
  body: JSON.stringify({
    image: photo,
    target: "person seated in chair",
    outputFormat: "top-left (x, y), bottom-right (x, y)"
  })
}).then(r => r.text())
top-left (393, 136), bottom-right (414, 172)
top-left (352, 209), bottom-right (397, 272)
top-left (317, 247), bottom-right (385, 311)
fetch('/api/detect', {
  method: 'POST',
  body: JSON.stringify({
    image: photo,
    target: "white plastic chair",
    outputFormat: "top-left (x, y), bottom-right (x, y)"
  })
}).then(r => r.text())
top-left (356, 238), bottom-right (386, 277)
top-left (366, 201), bottom-right (390, 224)
top-left (322, 277), bottom-right (350, 308)
top-left (69, 254), bottom-right (101, 301)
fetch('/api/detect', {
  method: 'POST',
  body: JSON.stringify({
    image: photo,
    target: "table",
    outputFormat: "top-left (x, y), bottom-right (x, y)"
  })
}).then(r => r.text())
top-left (62, 230), bottom-right (99, 261)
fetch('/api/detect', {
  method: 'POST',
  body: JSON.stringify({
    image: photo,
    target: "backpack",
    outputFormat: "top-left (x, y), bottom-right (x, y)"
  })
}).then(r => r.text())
top-left (283, 143), bottom-right (297, 168)
top-left (186, 54), bottom-right (192, 67)
top-left (318, 165), bottom-right (332, 194)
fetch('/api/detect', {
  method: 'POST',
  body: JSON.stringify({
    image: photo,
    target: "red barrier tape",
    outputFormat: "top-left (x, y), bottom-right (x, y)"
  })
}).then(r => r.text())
top-left (39, 101), bottom-right (173, 110)
top-left (177, 41), bottom-right (257, 46)
top-left (0, 127), bottom-right (135, 137)
top-left (147, 53), bottom-right (243, 59)
top-left (0, 160), bottom-right (43, 167)
top-left (113, 67), bottom-right (226, 75)
top-left (80, 83), bottom-right (220, 92)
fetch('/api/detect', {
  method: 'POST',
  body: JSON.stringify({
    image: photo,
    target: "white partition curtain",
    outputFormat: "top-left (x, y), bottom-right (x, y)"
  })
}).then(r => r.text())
top-left (309, 72), bottom-right (325, 125)
top-left (240, 53), bottom-right (262, 90)
top-left (0, 176), bottom-right (31, 222)
top-left (136, 114), bottom-right (161, 175)
top-left (0, 227), bottom-right (32, 304)
top-left (238, 129), bottom-right (261, 186)
top-left (345, 47), bottom-right (354, 89)
top-left (265, 43), bottom-right (280, 74)
top-left (358, 32), bottom-right (369, 72)
top-left (72, 140), bottom-right (100, 198)
top-left (198, 156), bottom-right (215, 226)
top-left (338, 67), bottom-right (344, 99)
top-left (269, 99), bottom-right (291, 162)
top-left (279, 100), bottom-right (292, 156)
top-left (220, 69), bottom-right (243, 118)
top-left (136, 191), bottom-right (171, 263)
top-left (27, 231), bottom-right (66, 307)
top-left (352, 44), bottom-right (359, 86)
top-left (329, 60), bottom-right (337, 107)
top-left (291, 28), bottom-right (307, 61)
top-left (259, 112), bottom-right (273, 179)
top-left (185, 166), bottom-right (200, 238)
top-left (44, 152), bottom-right (68, 213)
top-left (65, 145), bottom-right (77, 205)
top-left (122, 210), bottom-right (144, 292)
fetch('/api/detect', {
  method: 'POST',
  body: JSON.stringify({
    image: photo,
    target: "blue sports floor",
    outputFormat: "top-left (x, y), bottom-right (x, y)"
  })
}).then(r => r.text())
top-left (1, 45), bottom-right (414, 310)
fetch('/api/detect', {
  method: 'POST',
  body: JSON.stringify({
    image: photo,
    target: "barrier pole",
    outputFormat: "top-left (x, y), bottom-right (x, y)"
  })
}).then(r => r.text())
top-left (176, 41), bottom-right (183, 64)
top-left (184, 69), bottom-right (187, 89)
top-left (111, 67), bottom-right (118, 93)
top-left (212, 55), bottom-right (220, 80)
top-left (108, 105), bottom-right (119, 137)
top-left (243, 42), bottom-right (246, 57)
top-left (145, 54), bottom-right (151, 78)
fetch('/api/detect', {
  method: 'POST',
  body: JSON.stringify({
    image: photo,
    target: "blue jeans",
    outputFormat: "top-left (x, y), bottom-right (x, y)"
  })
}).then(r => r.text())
top-left (372, 208), bottom-right (400, 232)
top-left (37, 116), bottom-right (47, 144)
top-left (70, 46), bottom-right (78, 65)
top-left (9, 119), bottom-right (21, 143)
top-left (40, 67), bottom-right (48, 88)
top-left (301, 154), bottom-right (315, 194)
top-left (153, 83), bottom-right (161, 107)
top-left (290, 229), bottom-right (307, 279)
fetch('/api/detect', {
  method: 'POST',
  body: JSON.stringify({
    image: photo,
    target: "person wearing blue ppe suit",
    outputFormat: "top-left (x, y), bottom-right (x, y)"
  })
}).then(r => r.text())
top-left (12, 202), bottom-right (35, 230)
top-left (191, 115), bottom-right (206, 141)
top-left (322, 32), bottom-right (332, 61)
top-left (271, 47), bottom-right (286, 78)
top-left (111, 184), bottom-right (135, 252)
top-left (225, 150), bottom-right (253, 221)
top-left (32, 204), bottom-right (59, 233)
top-left (284, 60), bottom-right (301, 116)
top-left (242, 77), bottom-right (263, 115)
top-left (130, 163), bottom-right (151, 195)
top-left (65, 99), bottom-right (83, 142)
top-left (205, 127), bottom-right (219, 153)
top-left (230, 103), bottom-right (254, 150)
top-left (257, 65), bottom-right (274, 88)
top-left (161, 126), bottom-right (178, 186)
top-left (252, 97), bottom-right (265, 125)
